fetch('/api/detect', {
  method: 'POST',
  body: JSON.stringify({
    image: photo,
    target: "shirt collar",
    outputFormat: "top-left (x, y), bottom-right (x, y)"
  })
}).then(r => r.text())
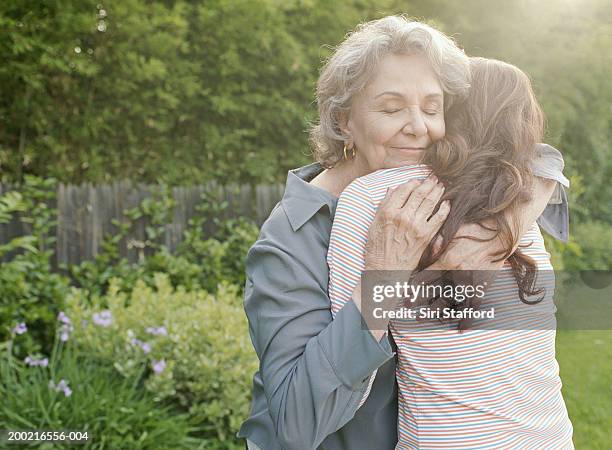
top-left (281, 162), bottom-right (338, 232)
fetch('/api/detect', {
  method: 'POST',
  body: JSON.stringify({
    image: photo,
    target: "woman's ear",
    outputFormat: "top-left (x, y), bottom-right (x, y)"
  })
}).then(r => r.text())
top-left (338, 111), bottom-right (354, 148)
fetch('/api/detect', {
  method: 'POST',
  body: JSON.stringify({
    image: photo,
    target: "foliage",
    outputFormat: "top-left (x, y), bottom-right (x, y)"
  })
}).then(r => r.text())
top-left (64, 182), bottom-right (183, 297)
top-left (0, 0), bottom-right (331, 184)
top-left (0, 175), bottom-right (258, 448)
top-left (562, 221), bottom-right (612, 271)
top-left (66, 187), bottom-right (259, 297)
top-left (0, 177), bottom-right (69, 358)
top-left (63, 274), bottom-right (257, 449)
top-left (2, 0), bottom-right (609, 225)
top-left (0, 323), bottom-right (200, 449)
top-left (176, 189), bottom-right (259, 292)
top-left (1, 174), bottom-right (258, 366)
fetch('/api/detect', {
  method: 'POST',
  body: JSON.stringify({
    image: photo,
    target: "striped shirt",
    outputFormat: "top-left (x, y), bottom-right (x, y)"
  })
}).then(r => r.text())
top-left (328, 165), bottom-right (574, 449)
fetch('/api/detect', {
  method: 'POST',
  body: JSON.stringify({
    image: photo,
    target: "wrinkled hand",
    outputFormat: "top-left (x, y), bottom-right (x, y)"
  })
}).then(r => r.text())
top-left (364, 174), bottom-right (450, 272)
top-left (410, 221), bottom-right (505, 325)
top-left (428, 221), bottom-right (507, 271)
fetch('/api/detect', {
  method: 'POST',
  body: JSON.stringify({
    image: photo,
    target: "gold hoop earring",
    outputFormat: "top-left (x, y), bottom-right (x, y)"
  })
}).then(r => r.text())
top-left (343, 144), bottom-right (356, 160)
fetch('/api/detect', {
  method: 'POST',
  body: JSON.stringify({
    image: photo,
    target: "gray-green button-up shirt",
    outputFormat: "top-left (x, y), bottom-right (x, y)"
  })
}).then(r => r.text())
top-left (238, 162), bottom-right (398, 450)
top-left (237, 145), bottom-right (569, 450)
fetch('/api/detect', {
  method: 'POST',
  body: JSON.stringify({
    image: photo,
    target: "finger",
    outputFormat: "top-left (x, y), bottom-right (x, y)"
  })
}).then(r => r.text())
top-left (414, 182), bottom-right (445, 223)
top-left (432, 235), bottom-right (443, 256)
top-left (370, 186), bottom-right (400, 227)
top-left (382, 179), bottom-right (423, 210)
top-left (402, 176), bottom-right (441, 213)
top-left (426, 200), bottom-right (451, 234)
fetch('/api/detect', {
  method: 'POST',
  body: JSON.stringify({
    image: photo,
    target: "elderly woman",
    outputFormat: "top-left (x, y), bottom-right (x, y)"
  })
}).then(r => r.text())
top-left (237, 16), bottom-right (567, 450)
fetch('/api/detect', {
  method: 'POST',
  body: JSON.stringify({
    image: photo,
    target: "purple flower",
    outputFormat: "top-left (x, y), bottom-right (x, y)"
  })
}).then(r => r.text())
top-left (25, 356), bottom-right (49, 367)
top-left (49, 378), bottom-right (72, 397)
top-left (81, 319), bottom-right (88, 327)
top-left (145, 326), bottom-right (167, 336)
top-left (129, 337), bottom-right (151, 354)
top-left (12, 322), bottom-right (27, 335)
top-left (152, 359), bottom-right (166, 374)
top-left (58, 322), bottom-right (74, 342)
top-left (92, 310), bottom-right (112, 327)
top-left (57, 311), bottom-right (71, 325)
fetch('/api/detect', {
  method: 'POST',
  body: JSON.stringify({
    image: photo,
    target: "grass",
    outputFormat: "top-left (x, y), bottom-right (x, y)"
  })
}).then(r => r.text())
top-left (556, 330), bottom-right (612, 450)
top-left (0, 343), bottom-right (200, 449)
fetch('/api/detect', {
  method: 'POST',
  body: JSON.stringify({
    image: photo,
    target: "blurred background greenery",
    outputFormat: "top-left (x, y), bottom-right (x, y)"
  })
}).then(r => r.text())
top-left (0, 0), bottom-right (610, 224)
top-left (0, 0), bottom-right (610, 448)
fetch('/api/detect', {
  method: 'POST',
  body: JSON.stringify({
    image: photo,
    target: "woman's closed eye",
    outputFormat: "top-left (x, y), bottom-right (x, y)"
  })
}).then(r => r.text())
top-left (382, 108), bottom-right (438, 116)
top-left (423, 102), bottom-right (442, 116)
top-left (381, 108), bottom-right (402, 115)
top-left (380, 104), bottom-right (441, 116)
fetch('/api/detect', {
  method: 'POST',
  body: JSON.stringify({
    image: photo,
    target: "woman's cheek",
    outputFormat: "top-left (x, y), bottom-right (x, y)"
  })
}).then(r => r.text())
top-left (364, 119), bottom-right (391, 147)
top-left (379, 117), bottom-right (405, 141)
top-left (429, 116), bottom-right (446, 142)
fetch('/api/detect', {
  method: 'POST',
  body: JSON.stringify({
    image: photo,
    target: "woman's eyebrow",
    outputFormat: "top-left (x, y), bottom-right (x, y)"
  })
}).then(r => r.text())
top-left (374, 91), bottom-right (404, 99)
top-left (424, 93), bottom-right (443, 102)
top-left (373, 91), bottom-right (443, 100)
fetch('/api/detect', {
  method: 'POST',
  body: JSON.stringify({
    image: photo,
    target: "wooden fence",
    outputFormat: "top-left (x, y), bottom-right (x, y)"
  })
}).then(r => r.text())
top-left (0, 180), bottom-right (285, 266)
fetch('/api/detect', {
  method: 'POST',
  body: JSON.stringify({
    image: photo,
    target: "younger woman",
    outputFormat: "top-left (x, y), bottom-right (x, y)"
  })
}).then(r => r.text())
top-left (328, 57), bottom-right (574, 449)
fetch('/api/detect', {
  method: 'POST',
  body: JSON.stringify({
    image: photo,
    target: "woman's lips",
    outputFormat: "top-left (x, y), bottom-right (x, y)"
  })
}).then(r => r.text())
top-left (391, 147), bottom-right (426, 151)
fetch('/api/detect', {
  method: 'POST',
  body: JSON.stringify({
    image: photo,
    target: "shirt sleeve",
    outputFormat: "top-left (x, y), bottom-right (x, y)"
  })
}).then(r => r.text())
top-left (532, 143), bottom-right (570, 243)
top-left (327, 178), bottom-right (387, 409)
top-left (244, 204), bottom-right (394, 450)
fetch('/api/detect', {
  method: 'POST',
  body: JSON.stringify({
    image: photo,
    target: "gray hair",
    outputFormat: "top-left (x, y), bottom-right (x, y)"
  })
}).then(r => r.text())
top-left (309, 15), bottom-right (471, 168)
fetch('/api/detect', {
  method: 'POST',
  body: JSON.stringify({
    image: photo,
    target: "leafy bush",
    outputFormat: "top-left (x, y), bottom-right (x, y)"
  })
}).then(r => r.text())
top-left (66, 187), bottom-right (259, 299)
top-left (67, 241), bottom-right (206, 299)
top-left (0, 177), bottom-right (260, 448)
top-left (0, 177), bottom-right (70, 357)
top-left (0, 334), bottom-right (199, 449)
top-left (177, 216), bottom-right (259, 294)
top-left (563, 221), bottom-right (612, 271)
top-left (1, 175), bottom-right (258, 373)
top-left (63, 274), bottom-right (257, 449)
top-left (66, 217), bottom-right (258, 300)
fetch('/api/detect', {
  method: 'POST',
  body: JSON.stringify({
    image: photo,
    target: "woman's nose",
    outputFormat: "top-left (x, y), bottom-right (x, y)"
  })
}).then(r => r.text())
top-left (401, 108), bottom-right (427, 136)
